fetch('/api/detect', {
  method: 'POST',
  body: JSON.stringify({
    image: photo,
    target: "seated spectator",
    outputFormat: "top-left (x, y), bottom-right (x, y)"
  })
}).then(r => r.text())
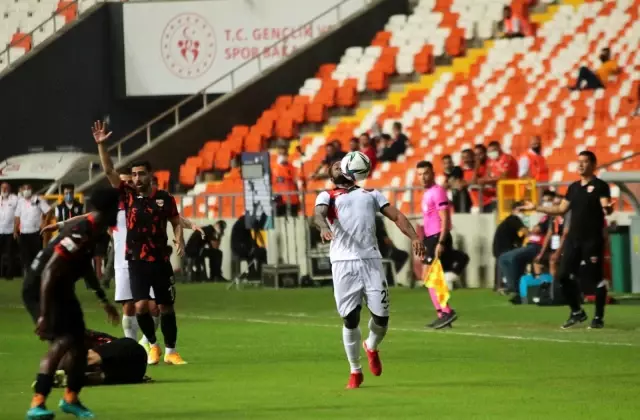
top-left (442, 154), bottom-right (471, 213)
top-left (477, 141), bottom-right (519, 212)
top-left (349, 137), bottom-right (360, 152)
top-left (230, 213), bottom-right (268, 280)
top-left (569, 47), bottom-right (620, 91)
top-left (516, 261), bottom-right (552, 305)
top-left (492, 201), bottom-right (528, 291)
top-left (309, 142), bottom-right (345, 180)
top-left (499, 6), bottom-right (525, 38)
top-left (378, 128), bottom-right (407, 162)
top-left (470, 144), bottom-right (494, 212)
top-left (498, 190), bottom-right (555, 301)
top-left (358, 133), bottom-right (378, 173)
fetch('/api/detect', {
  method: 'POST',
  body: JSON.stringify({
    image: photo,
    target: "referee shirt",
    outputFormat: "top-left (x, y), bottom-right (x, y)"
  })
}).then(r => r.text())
top-left (0, 194), bottom-right (18, 234)
top-left (564, 177), bottom-right (610, 241)
top-left (16, 196), bottom-right (51, 234)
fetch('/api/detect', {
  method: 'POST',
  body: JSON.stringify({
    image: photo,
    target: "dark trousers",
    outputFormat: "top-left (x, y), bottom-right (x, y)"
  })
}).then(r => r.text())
top-left (557, 238), bottom-right (605, 314)
top-left (574, 66), bottom-right (604, 90)
top-left (206, 248), bottom-right (224, 279)
top-left (497, 243), bottom-right (541, 295)
top-left (19, 233), bottom-right (43, 272)
top-left (0, 234), bottom-right (16, 279)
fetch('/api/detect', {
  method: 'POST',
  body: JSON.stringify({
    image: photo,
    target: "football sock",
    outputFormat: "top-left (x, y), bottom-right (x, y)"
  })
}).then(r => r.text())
top-left (428, 288), bottom-right (442, 312)
top-left (161, 312), bottom-right (178, 349)
top-left (153, 315), bottom-right (160, 331)
top-left (595, 282), bottom-right (607, 319)
top-left (136, 312), bottom-right (157, 345)
top-left (32, 374), bottom-right (53, 407)
top-left (63, 389), bottom-right (78, 404)
top-left (342, 326), bottom-right (362, 373)
top-left (365, 318), bottom-right (387, 351)
top-left (165, 347), bottom-right (176, 355)
top-left (440, 305), bottom-right (452, 314)
top-left (122, 315), bottom-right (139, 340)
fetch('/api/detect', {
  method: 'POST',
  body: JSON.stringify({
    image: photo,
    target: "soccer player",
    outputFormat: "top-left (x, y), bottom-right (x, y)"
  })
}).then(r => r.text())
top-left (93, 120), bottom-right (187, 365)
top-left (23, 188), bottom-right (121, 420)
top-left (314, 161), bottom-right (424, 389)
top-left (416, 161), bottom-right (464, 329)
top-left (520, 150), bottom-right (613, 329)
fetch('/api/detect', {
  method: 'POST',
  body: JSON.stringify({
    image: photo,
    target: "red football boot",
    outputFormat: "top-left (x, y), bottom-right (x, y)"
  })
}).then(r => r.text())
top-left (363, 341), bottom-right (382, 376)
top-left (346, 371), bottom-right (364, 389)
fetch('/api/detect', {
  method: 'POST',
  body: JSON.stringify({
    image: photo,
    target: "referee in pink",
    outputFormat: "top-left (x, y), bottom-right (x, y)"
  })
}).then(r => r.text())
top-left (416, 161), bottom-right (458, 329)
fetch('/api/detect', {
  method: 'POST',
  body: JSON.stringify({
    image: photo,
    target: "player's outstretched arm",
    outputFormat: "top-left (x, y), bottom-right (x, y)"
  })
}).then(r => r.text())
top-left (92, 120), bottom-right (120, 187)
top-left (41, 214), bottom-right (89, 234)
top-left (179, 216), bottom-right (203, 234)
top-left (314, 204), bottom-right (334, 242)
top-left (519, 198), bottom-right (570, 216)
top-left (380, 205), bottom-right (424, 259)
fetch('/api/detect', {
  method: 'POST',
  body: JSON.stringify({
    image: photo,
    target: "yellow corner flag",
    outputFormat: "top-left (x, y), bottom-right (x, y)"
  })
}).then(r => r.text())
top-left (423, 259), bottom-right (450, 308)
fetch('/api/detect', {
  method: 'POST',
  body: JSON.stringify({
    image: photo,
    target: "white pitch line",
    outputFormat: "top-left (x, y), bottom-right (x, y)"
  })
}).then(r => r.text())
top-left (182, 314), bottom-right (638, 348)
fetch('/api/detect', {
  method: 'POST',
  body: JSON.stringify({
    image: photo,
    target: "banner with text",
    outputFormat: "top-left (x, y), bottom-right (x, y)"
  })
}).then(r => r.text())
top-left (122, 0), bottom-right (367, 96)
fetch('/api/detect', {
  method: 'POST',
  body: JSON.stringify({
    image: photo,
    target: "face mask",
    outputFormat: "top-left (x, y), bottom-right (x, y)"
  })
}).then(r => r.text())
top-left (23, 190), bottom-right (32, 199)
top-left (487, 151), bottom-right (499, 160)
top-left (64, 193), bottom-right (73, 203)
top-left (532, 146), bottom-right (541, 154)
top-left (277, 156), bottom-right (287, 165)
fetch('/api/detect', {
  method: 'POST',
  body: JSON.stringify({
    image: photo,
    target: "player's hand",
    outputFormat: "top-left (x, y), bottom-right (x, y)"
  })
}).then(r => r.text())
top-left (40, 224), bottom-right (57, 235)
top-left (35, 316), bottom-right (47, 340)
top-left (92, 120), bottom-right (112, 144)
top-left (320, 228), bottom-right (333, 242)
top-left (412, 239), bottom-right (425, 259)
top-left (175, 240), bottom-right (185, 257)
top-left (517, 201), bottom-right (536, 212)
top-left (103, 303), bottom-right (119, 326)
top-left (434, 243), bottom-right (444, 260)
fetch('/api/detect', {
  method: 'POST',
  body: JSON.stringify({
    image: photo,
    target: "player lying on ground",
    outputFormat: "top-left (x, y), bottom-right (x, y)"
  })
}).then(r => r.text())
top-left (24, 187), bottom-right (121, 420)
top-left (53, 330), bottom-right (149, 387)
top-left (314, 161), bottom-right (425, 389)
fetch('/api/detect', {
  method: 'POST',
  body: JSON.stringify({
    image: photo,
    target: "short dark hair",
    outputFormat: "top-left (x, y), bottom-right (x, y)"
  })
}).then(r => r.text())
top-left (579, 150), bottom-right (597, 165)
top-left (542, 189), bottom-right (556, 198)
top-left (442, 154), bottom-right (452, 161)
top-left (416, 161), bottom-right (433, 170)
top-left (89, 187), bottom-right (120, 213)
top-left (488, 141), bottom-right (501, 148)
top-left (130, 161), bottom-right (152, 172)
top-left (392, 122), bottom-right (402, 130)
top-left (474, 144), bottom-right (487, 152)
top-left (381, 134), bottom-right (392, 141)
top-left (61, 183), bottom-right (75, 192)
top-left (461, 148), bottom-right (474, 155)
top-left (359, 133), bottom-right (370, 139)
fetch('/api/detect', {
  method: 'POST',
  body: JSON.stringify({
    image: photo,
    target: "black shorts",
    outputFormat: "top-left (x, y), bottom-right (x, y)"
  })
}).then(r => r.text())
top-left (45, 294), bottom-right (86, 340)
top-left (558, 237), bottom-right (604, 279)
top-left (422, 232), bottom-right (454, 265)
top-left (94, 338), bottom-right (147, 384)
top-left (128, 260), bottom-right (175, 305)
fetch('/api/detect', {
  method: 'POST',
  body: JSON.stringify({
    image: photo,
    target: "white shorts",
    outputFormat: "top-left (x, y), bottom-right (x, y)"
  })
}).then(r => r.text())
top-left (331, 259), bottom-right (389, 318)
top-left (114, 267), bottom-right (155, 302)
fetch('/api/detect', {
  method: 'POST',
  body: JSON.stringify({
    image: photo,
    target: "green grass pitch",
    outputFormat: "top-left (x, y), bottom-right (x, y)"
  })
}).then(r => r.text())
top-left (1, 281), bottom-right (640, 419)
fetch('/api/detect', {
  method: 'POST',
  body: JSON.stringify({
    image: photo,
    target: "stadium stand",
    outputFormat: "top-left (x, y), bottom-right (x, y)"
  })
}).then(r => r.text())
top-left (0, 0), bottom-right (98, 72)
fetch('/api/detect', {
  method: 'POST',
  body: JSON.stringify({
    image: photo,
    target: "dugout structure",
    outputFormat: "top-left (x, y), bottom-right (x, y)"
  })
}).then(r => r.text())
top-left (496, 179), bottom-right (538, 223)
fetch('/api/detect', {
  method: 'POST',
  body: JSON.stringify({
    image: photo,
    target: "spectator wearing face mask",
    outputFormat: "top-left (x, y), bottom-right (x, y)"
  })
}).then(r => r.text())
top-left (477, 141), bottom-right (519, 212)
top-left (14, 184), bottom-right (53, 273)
top-left (55, 184), bottom-right (84, 223)
top-left (518, 136), bottom-right (549, 182)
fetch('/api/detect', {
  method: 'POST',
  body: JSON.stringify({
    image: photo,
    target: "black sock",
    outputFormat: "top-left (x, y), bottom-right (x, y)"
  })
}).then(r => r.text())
top-left (595, 286), bottom-right (607, 319)
top-left (136, 312), bottom-right (157, 344)
top-left (34, 373), bottom-right (54, 397)
top-left (161, 312), bottom-right (178, 349)
top-left (561, 280), bottom-right (582, 313)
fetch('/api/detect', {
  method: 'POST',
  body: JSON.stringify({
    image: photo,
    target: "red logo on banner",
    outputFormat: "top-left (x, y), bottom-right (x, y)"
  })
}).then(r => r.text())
top-left (161, 13), bottom-right (216, 79)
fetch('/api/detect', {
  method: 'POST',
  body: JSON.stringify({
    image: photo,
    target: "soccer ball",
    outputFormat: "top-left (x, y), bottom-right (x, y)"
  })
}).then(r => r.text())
top-left (340, 151), bottom-right (371, 181)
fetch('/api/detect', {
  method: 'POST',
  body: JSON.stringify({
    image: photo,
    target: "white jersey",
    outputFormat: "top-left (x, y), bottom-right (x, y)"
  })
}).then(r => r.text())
top-left (113, 209), bottom-right (127, 269)
top-left (315, 187), bottom-right (389, 263)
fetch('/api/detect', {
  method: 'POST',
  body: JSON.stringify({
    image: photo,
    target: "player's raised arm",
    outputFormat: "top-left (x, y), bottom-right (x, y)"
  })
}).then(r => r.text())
top-left (379, 204), bottom-right (424, 259)
top-left (313, 191), bottom-right (334, 242)
top-left (92, 120), bottom-right (120, 187)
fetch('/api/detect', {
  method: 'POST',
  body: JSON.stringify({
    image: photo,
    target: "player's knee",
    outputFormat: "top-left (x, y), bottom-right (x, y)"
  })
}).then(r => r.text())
top-left (371, 314), bottom-right (389, 328)
top-left (122, 301), bottom-right (136, 316)
top-left (342, 307), bottom-right (361, 329)
top-left (158, 304), bottom-right (174, 314)
top-left (135, 300), bottom-right (150, 314)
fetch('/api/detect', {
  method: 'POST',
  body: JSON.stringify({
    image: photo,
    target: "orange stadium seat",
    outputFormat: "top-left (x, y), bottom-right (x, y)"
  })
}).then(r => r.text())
top-left (154, 171), bottom-right (170, 190)
top-left (57, 1), bottom-right (78, 24)
top-left (11, 32), bottom-right (32, 52)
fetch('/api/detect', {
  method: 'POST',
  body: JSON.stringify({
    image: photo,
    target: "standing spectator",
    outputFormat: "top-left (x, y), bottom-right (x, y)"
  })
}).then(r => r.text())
top-left (14, 184), bottom-right (52, 273)
top-left (378, 131), bottom-right (407, 163)
top-left (206, 221), bottom-right (227, 282)
top-left (478, 141), bottom-right (519, 212)
top-left (272, 143), bottom-right (300, 216)
top-left (349, 137), bottom-right (360, 152)
top-left (442, 155), bottom-right (471, 213)
top-left (55, 184), bottom-right (84, 222)
top-left (470, 144), bottom-right (494, 212)
top-left (0, 182), bottom-right (18, 280)
top-left (569, 47), bottom-right (620, 91)
top-left (310, 142), bottom-right (345, 180)
top-left (392, 122), bottom-right (409, 147)
top-left (518, 136), bottom-right (549, 182)
top-left (358, 133), bottom-right (378, 173)
top-left (499, 6), bottom-right (525, 38)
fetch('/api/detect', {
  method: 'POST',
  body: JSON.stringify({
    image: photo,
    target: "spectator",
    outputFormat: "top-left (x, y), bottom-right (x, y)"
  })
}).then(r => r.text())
top-left (55, 184), bottom-right (84, 223)
top-left (442, 154), bottom-right (471, 213)
top-left (14, 184), bottom-right (53, 273)
top-left (230, 213), bottom-right (268, 280)
top-left (500, 6), bottom-right (525, 38)
top-left (310, 142), bottom-right (345, 180)
top-left (358, 133), bottom-right (378, 173)
top-left (185, 222), bottom-right (227, 282)
top-left (478, 141), bottom-right (519, 211)
top-left (516, 260), bottom-right (553, 304)
top-left (511, 0), bottom-right (536, 36)
top-left (392, 121), bottom-right (409, 146)
top-left (569, 47), bottom-right (620, 91)
top-left (498, 190), bottom-right (555, 301)
top-left (349, 137), bottom-right (360, 152)
top-left (492, 201), bottom-right (528, 291)
top-left (470, 144), bottom-right (494, 212)
top-left (0, 182), bottom-right (18, 280)
top-left (272, 142), bottom-right (300, 216)
top-left (378, 130), bottom-right (407, 162)
top-left (518, 135), bottom-right (549, 182)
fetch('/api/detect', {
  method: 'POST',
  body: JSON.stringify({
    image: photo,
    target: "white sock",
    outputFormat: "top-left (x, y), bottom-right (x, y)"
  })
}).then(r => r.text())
top-left (122, 315), bottom-right (139, 340)
top-left (365, 318), bottom-right (388, 351)
top-left (165, 347), bottom-right (176, 355)
top-left (342, 326), bottom-right (362, 373)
